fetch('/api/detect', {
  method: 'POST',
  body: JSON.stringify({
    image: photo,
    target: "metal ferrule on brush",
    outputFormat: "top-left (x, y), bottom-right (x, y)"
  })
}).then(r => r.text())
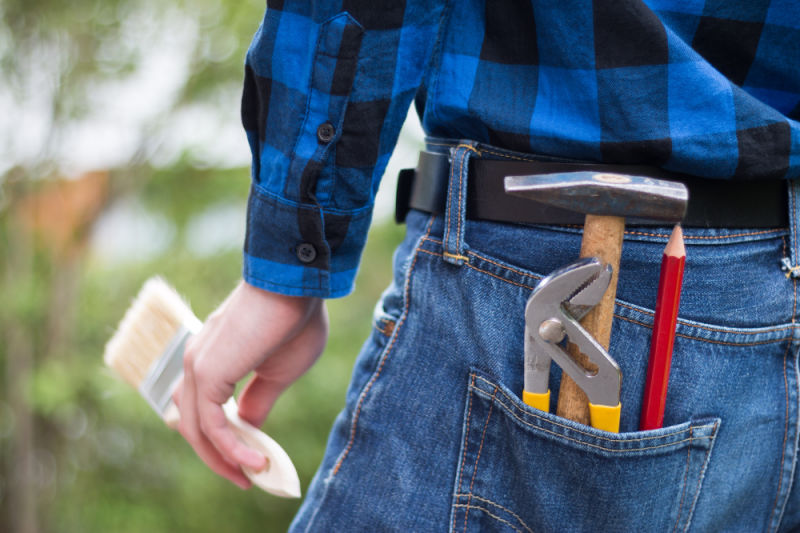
top-left (139, 325), bottom-right (191, 417)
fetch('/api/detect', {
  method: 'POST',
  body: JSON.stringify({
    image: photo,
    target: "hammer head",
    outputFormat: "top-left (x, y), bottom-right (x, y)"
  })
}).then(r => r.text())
top-left (504, 171), bottom-right (688, 223)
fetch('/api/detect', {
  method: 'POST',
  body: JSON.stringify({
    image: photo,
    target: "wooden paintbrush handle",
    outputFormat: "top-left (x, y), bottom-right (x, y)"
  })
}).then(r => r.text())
top-left (556, 214), bottom-right (624, 426)
top-left (221, 399), bottom-right (301, 498)
top-left (163, 398), bottom-right (301, 497)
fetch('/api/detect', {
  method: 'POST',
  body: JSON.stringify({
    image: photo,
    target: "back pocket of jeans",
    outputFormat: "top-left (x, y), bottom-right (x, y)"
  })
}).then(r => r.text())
top-left (450, 370), bottom-right (720, 533)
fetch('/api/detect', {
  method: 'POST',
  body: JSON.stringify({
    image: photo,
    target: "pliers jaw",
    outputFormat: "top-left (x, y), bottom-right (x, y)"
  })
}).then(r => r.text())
top-left (523, 258), bottom-right (622, 432)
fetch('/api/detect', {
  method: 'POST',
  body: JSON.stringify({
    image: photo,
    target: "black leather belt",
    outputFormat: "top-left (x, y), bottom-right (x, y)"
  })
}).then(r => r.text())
top-left (396, 151), bottom-right (789, 228)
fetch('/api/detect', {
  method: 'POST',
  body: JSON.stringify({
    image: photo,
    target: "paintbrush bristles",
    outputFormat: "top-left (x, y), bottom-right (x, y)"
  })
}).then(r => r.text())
top-left (103, 277), bottom-right (202, 389)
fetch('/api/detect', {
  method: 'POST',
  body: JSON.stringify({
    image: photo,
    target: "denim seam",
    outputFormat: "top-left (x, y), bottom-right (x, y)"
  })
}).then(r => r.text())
top-left (790, 181), bottom-right (798, 270)
top-left (617, 315), bottom-right (793, 347)
top-left (463, 386), bottom-right (496, 532)
top-left (626, 228), bottom-right (787, 241)
top-left (472, 390), bottom-right (711, 453)
top-left (616, 301), bottom-right (797, 336)
top-left (791, 236), bottom-right (797, 320)
top-left (549, 224), bottom-right (787, 242)
top-left (684, 420), bottom-right (719, 532)
top-left (673, 427), bottom-right (693, 533)
top-left (418, 248), bottom-right (534, 289)
top-left (443, 147), bottom-right (462, 257)
top-left (453, 494), bottom-right (534, 533)
top-left (443, 251), bottom-right (471, 262)
top-left (419, 246), bottom-right (795, 345)
top-left (463, 260), bottom-right (533, 289)
top-left (428, 237), bottom-right (542, 279)
top-left (444, 143), bottom-right (479, 264)
top-left (470, 376), bottom-right (716, 450)
top-left (775, 343), bottom-right (800, 532)
top-left (443, 151), bottom-right (455, 254)
top-left (768, 338), bottom-right (794, 532)
top-left (772, 214), bottom-right (800, 531)
top-left (472, 379), bottom-right (714, 444)
top-left (451, 504), bottom-right (525, 533)
top-left (330, 216), bottom-right (435, 476)
top-left (372, 317), bottom-right (395, 337)
top-left (423, 238), bottom-right (794, 327)
top-left (469, 254), bottom-right (540, 280)
top-left (420, 237), bottom-right (542, 281)
top-left (454, 373), bottom-right (476, 530)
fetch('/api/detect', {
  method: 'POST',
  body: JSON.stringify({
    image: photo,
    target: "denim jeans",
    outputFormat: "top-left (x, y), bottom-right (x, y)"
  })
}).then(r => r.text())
top-left (291, 143), bottom-right (800, 532)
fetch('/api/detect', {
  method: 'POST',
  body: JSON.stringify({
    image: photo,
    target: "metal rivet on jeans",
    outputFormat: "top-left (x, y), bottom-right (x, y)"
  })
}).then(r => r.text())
top-left (296, 243), bottom-right (317, 264)
top-left (316, 122), bottom-right (335, 143)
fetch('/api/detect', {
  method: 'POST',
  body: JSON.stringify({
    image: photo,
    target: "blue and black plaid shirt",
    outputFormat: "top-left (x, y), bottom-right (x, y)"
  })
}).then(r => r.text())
top-left (241, 0), bottom-right (800, 298)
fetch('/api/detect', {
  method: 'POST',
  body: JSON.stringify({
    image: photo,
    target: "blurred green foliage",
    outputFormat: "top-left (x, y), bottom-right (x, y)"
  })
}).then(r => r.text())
top-left (0, 0), bottom-right (409, 531)
top-left (65, 219), bottom-right (402, 533)
top-left (1, 173), bottom-right (404, 532)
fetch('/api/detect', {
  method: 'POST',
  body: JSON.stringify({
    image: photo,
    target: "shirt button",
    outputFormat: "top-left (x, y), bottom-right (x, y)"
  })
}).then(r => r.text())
top-left (316, 122), bottom-right (335, 143)
top-left (296, 243), bottom-right (317, 264)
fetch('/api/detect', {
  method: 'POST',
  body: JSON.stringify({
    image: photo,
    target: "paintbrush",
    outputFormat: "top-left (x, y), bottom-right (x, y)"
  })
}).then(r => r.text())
top-left (103, 276), bottom-right (301, 498)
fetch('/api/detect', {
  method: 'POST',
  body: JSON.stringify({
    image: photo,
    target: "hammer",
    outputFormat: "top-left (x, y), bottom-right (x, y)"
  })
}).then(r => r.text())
top-left (504, 172), bottom-right (687, 426)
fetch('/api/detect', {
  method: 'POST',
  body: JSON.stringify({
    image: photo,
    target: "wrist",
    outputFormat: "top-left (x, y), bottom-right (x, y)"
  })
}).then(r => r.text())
top-left (234, 279), bottom-right (323, 325)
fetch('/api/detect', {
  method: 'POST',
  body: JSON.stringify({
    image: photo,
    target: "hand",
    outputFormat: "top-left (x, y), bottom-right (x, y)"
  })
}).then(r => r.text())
top-left (173, 280), bottom-right (328, 489)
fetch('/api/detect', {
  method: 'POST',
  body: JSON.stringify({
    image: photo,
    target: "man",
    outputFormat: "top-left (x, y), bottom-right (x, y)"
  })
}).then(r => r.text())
top-left (175, 2), bottom-right (800, 530)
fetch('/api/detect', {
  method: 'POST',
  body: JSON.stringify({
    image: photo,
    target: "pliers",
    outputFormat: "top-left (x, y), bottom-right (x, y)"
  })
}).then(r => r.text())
top-left (523, 258), bottom-right (622, 432)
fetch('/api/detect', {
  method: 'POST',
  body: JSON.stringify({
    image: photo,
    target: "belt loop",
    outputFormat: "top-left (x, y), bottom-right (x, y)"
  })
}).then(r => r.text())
top-left (785, 180), bottom-right (800, 279)
top-left (443, 141), bottom-right (480, 265)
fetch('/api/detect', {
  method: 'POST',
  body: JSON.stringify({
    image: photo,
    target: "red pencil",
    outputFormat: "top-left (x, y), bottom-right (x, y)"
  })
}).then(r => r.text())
top-left (640, 225), bottom-right (686, 431)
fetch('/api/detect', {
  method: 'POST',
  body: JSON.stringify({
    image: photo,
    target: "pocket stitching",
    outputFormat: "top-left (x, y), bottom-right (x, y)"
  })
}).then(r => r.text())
top-left (453, 495), bottom-right (534, 533)
top-left (421, 235), bottom-right (797, 345)
top-left (420, 235), bottom-right (542, 282)
top-left (419, 247), bottom-right (536, 291)
top-left (372, 317), bottom-right (396, 337)
top-left (472, 386), bottom-right (712, 454)
top-left (472, 373), bottom-right (717, 447)
top-left (452, 503), bottom-right (527, 533)
top-left (453, 373), bottom-right (476, 532)
top-left (673, 426), bottom-right (693, 533)
top-left (463, 386), bottom-right (497, 532)
top-left (455, 372), bottom-right (720, 531)
top-left (617, 312), bottom-right (794, 347)
top-left (682, 421), bottom-right (719, 532)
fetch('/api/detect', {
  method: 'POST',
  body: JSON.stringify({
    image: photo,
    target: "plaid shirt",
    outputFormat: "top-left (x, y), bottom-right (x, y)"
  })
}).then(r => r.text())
top-left (241, 0), bottom-right (800, 298)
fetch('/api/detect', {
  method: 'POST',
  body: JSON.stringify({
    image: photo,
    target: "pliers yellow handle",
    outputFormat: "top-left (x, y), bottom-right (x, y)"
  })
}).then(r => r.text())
top-left (523, 389), bottom-right (621, 433)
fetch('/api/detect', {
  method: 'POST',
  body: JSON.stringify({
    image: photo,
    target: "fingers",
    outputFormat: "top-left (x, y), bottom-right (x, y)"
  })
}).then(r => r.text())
top-left (194, 381), bottom-right (266, 471)
top-left (177, 353), bottom-right (253, 489)
top-left (170, 282), bottom-right (328, 490)
top-left (238, 301), bottom-right (329, 426)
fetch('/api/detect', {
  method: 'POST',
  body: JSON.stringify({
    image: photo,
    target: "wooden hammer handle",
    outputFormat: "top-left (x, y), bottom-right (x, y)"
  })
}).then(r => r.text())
top-left (555, 214), bottom-right (624, 426)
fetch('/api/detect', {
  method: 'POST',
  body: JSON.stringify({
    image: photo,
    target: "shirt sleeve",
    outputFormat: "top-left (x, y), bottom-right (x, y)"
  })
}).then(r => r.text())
top-left (240, 1), bottom-right (443, 298)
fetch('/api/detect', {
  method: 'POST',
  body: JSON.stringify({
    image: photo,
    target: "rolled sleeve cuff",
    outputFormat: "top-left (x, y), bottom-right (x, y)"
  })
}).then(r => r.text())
top-left (243, 184), bottom-right (372, 298)
top-left (243, 253), bottom-right (359, 298)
